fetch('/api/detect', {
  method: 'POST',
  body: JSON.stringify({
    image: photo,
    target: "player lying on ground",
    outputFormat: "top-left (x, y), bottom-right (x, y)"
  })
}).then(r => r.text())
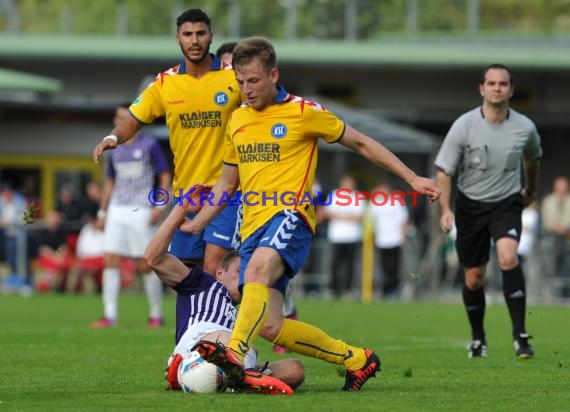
top-left (144, 189), bottom-right (303, 394)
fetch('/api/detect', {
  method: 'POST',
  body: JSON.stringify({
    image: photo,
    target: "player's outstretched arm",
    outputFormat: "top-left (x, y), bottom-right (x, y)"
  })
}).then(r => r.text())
top-left (92, 115), bottom-right (143, 163)
top-left (144, 185), bottom-right (209, 286)
top-left (339, 125), bottom-right (440, 202)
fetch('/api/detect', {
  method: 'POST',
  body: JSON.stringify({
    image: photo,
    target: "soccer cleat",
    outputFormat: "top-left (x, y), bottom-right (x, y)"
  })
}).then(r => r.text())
top-left (242, 369), bottom-right (294, 395)
top-left (272, 344), bottom-right (288, 354)
top-left (164, 353), bottom-right (183, 390)
top-left (192, 340), bottom-right (246, 390)
top-left (147, 318), bottom-right (164, 328)
top-left (467, 340), bottom-right (488, 358)
top-left (342, 348), bottom-right (381, 391)
top-left (513, 333), bottom-right (534, 359)
top-left (90, 318), bottom-right (116, 329)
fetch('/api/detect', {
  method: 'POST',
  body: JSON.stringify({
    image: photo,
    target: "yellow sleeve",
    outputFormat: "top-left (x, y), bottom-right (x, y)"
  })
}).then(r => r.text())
top-left (302, 101), bottom-right (345, 143)
top-left (223, 114), bottom-right (238, 165)
top-left (129, 76), bottom-right (165, 124)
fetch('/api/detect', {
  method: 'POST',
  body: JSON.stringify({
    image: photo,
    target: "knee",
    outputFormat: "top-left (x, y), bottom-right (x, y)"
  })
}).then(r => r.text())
top-left (244, 267), bottom-right (270, 285)
top-left (466, 278), bottom-right (484, 289)
top-left (465, 268), bottom-right (485, 289)
top-left (497, 251), bottom-right (518, 270)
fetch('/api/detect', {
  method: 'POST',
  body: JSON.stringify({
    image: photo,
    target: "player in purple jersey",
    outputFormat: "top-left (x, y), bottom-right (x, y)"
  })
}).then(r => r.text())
top-left (91, 103), bottom-right (171, 329)
top-left (144, 187), bottom-right (303, 394)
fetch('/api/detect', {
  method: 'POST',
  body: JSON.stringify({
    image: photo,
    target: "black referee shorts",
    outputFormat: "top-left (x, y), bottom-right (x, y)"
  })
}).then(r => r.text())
top-left (455, 191), bottom-right (523, 268)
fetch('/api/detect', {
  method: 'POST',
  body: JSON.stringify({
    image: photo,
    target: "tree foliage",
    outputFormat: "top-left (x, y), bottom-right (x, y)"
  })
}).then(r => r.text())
top-left (3, 0), bottom-right (570, 37)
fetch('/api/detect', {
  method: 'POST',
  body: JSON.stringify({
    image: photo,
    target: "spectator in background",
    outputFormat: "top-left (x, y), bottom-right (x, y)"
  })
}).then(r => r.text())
top-left (369, 181), bottom-right (410, 298)
top-left (56, 183), bottom-right (82, 229)
top-left (541, 176), bottom-right (570, 276)
top-left (216, 41), bottom-right (238, 66)
top-left (83, 181), bottom-right (103, 224)
top-left (324, 175), bottom-right (364, 299)
top-left (0, 182), bottom-right (27, 279)
top-left (34, 210), bottom-right (74, 293)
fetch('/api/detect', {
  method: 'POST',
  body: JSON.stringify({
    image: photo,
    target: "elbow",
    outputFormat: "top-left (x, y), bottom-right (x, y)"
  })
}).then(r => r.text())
top-left (143, 246), bottom-right (161, 270)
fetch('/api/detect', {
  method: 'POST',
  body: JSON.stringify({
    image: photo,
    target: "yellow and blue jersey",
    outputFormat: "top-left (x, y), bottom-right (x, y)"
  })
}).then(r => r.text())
top-left (129, 56), bottom-right (241, 193)
top-left (224, 86), bottom-right (345, 241)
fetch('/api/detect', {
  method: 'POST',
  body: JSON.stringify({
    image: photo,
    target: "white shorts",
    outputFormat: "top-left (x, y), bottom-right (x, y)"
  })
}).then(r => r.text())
top-left (173, 321), bottom-right (256, 369)
top-left (104, 205), bottom-right (154, 257)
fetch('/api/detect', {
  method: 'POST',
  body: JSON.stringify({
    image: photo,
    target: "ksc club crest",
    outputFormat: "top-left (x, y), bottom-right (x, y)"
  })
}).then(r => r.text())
top-left (214, 92), bottom-right (229, 106)
top-left (271, 123), bottom-right (287, 139)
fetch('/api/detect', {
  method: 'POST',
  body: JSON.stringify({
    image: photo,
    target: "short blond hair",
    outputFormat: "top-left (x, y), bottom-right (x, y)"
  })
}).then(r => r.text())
top-left (232, 36), bottom-right (276, 72)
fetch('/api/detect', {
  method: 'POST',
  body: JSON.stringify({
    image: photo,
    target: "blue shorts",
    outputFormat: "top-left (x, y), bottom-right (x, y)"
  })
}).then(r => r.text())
top-left (239, 210), bottom-right (313, 295)
top-left (169, 193), bottom-right (242, 260)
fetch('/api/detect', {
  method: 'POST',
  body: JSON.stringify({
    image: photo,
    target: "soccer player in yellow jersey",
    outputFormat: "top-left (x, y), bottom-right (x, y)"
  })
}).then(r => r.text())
top-left (92, 9), bottom-right (241, 276)
top-left (180, 37), bottom-right (441, 392)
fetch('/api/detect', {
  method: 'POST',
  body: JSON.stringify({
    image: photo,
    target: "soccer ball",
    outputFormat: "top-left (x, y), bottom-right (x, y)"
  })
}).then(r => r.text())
top-left (177, 351), bottom-right (227, 393)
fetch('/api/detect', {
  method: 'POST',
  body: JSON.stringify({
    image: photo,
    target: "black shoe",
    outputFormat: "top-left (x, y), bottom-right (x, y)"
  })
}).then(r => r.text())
top-left (513, 333), bottom-right (534, 359)
top-left (467, 340), bottom-right (487, 358)
top-left (342, 348), bottom-right (381, 391)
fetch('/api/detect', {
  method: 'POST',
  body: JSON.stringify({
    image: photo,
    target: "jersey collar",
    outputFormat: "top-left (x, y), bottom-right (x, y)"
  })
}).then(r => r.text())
top-left (274, 85), bottom-right (289, 103)
top-left (177, 54), bottom-right (223, 74)
top-left (479, 106), bottom-right (510, 120)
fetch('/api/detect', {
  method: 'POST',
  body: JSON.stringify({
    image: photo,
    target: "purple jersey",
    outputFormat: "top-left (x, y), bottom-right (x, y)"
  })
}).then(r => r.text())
top-left (172, 265), bottom-right (237, 344)
top-left (106, 133), bottom-right (169, 206)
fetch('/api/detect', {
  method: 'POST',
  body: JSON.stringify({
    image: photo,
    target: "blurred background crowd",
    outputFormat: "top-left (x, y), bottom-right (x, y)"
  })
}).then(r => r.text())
top-left (2, 173), bottom-right (568, 302)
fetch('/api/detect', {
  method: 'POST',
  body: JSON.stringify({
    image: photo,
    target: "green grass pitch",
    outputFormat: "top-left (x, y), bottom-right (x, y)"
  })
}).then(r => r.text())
top-left (0, 294), bottom-right (568, 411)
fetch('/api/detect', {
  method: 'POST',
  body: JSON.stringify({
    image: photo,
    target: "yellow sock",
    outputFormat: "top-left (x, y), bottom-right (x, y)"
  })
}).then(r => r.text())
top-left (273, 318), bottom-right (366, 370)
top-left (228, 282), bottom-right (269, 361)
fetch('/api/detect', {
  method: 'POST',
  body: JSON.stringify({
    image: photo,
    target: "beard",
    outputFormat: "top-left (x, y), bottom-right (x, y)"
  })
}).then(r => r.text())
top-left (180, 44), bottom-right (210, 64)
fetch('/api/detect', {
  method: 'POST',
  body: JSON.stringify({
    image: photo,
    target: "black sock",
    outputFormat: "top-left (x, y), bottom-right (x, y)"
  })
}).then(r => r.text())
top-left (462, 284), bottom-right (486, 341)
top-left (502, 265), bottom-right (526, 338)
